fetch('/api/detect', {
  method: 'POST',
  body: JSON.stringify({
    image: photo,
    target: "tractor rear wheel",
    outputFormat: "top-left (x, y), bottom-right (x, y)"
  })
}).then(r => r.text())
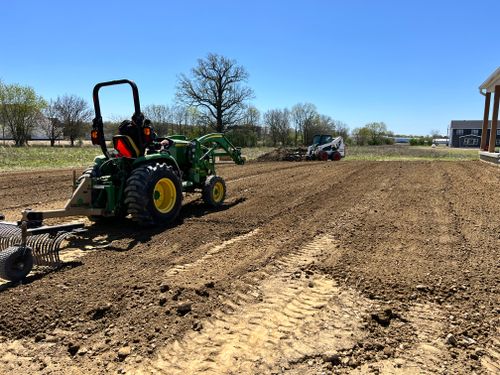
top-left (202, 175), bottom-right (226, 207)
top-left (124, 163), bottom-right (182, 226)
top-left (0, 246), bottom-right (34, 282)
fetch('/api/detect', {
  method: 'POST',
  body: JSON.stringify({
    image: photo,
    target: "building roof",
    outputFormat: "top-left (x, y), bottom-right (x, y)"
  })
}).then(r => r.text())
top-left (480, 67), bottom-right (500, 94)
top-left (449, 120), bottom-right (490, 129)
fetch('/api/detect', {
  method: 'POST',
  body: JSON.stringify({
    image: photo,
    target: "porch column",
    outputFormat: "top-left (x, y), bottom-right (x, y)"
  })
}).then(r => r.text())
top-left (480, 92), bottom-right (491, 150)
top-left (488, 86), bottom-right (500, 152)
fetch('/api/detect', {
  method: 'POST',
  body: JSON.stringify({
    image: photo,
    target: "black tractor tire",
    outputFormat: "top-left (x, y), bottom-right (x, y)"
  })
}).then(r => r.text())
top-left (202, 175), bottom-right (226, 208)
top-left (0, 246), bottom-right (34, 282)
top-left (124, 163), bottom-right (182, 226)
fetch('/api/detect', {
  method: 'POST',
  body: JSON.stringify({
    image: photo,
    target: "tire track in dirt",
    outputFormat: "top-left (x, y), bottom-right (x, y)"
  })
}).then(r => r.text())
top-left (163, 229), bottom-right (261, 278)
top-left (482, 332), bottom-right (500, 374)
top-left (0, 161), bottom-right (497, 374)
top-left (158, 162), bottom-right (371, 286)
top-left (134, 235), bottom-right (367, 374)
top-left (225, 162), bottom-right (318, 184)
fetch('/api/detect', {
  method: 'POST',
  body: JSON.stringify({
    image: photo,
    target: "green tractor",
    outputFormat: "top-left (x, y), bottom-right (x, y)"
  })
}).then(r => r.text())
top-left (0, 79), bottom-right (244, 282)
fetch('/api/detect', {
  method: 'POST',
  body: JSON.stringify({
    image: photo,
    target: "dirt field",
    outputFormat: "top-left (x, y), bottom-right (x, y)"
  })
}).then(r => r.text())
top-left (0, 160), bottom-right (498, 374)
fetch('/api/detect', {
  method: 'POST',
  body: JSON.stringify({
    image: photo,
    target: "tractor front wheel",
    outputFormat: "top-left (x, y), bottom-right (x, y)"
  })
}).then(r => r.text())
top-left (202, 175), bottom-right (226, 208)
top-left (0, 246), bottom-right (34, 282)
top-left (124, 163), bottom-right (182, 226)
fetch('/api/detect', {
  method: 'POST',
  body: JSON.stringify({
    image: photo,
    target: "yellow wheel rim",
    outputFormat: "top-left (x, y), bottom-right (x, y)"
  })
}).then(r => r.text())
top-left (212, 181), bottom-right (224, 203)
top-left (153, 178), bottom-right (177, 213)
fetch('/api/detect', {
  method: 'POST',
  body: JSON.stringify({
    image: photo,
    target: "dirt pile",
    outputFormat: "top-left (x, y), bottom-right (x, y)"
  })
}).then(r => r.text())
top-left (256, 147), bottom-right (307, 162)
top-left (0, 161), bottom-right (498, 374)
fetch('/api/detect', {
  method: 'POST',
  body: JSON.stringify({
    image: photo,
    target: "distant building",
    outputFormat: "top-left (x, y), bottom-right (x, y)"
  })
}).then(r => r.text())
top-left (0, 116), bottom-right (58, 141)
top-left (448, 120), bottom-right (497, 148)
top-left (393, 137), bottom-right (410, 144)
top-left (432, 138), bottom-right (449, 146)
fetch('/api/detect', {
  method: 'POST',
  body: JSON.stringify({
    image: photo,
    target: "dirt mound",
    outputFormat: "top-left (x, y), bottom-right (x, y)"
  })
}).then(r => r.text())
top-left (256, 147), bottom-right (307, 162)
top-left (0, 161), bottom-right (498, 374)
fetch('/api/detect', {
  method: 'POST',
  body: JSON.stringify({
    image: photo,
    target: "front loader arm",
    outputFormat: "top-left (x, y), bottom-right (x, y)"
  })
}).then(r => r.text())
top-left (195, 133), bottom-right (245, 165)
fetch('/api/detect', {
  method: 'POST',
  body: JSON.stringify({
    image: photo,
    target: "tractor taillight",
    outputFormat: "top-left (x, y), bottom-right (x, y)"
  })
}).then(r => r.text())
top-left (143, 126), bottom-right (152, 143)
top-left (91, 130), bottom-right (100, 145)
top-left (115, 138), bottom-right (133, 158)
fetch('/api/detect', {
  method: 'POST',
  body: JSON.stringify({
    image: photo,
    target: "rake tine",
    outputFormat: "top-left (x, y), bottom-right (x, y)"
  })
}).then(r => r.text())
top-left (0, 226), bottom-right (77, 268)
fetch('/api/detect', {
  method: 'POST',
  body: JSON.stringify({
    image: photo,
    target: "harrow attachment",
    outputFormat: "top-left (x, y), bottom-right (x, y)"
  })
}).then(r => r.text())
top-left (0, 219), bottom-right (84, 282)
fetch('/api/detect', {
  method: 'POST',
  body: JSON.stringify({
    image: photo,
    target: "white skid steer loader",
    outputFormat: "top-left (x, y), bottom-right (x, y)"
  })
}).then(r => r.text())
top-left (305, 135), bottom-right (346, 161)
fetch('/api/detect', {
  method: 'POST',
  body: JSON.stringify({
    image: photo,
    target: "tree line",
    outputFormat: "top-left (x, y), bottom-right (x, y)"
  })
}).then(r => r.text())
top-left (1, 53), bottom-right (398, 147)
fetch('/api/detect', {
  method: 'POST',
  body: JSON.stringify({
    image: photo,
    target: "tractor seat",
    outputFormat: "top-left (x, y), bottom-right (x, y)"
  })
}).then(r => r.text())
top-left (113, 135), bottom-right (141, 158)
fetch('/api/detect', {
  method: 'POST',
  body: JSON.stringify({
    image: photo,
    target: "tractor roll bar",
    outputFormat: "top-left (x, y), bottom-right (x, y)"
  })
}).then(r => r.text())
top-left (91, 79), bottom-right (143, 158)
top-left (92, 79), bottom-right (141, 118)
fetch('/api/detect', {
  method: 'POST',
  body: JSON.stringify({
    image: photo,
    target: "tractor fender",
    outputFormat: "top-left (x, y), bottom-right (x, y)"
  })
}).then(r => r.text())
top-left (132, 154), bottom-right (182, 178)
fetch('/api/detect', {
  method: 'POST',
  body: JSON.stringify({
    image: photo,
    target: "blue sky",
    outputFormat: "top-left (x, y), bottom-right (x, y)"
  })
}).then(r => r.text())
top-left (1, 0), bottom-right (499, 135)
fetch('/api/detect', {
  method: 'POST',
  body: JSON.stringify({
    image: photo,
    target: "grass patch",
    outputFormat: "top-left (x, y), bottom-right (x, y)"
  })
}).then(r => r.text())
top-left (0, 145), bottom-right (101, 171)
top-left (0, 145), bottom-right (275, 171)
top-left (346, 145), bottom-right (479, 161)
top-left (0, 144), bottom-right (479, 172)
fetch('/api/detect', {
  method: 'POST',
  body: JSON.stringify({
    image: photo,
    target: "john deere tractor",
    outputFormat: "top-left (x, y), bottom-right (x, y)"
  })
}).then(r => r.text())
top-left (0, 79), bottom-right (244, 281)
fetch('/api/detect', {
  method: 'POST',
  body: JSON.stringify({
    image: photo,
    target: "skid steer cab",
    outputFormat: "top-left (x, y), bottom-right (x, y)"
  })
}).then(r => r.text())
top-left (0, 79), bottom-right (245, 282)
top-left (305, 134), bottom-right (346, 161)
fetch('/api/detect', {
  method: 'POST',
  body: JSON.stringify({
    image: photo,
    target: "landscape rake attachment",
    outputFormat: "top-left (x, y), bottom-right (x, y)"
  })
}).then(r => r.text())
top-left (0, 216), bottom-right (84, 282)
top-left (0, 79), bottom-right (244, 283)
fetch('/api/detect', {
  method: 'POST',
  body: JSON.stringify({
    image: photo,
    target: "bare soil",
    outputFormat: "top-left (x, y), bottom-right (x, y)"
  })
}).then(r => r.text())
top-left (0, 160), bottom-right (498, 374)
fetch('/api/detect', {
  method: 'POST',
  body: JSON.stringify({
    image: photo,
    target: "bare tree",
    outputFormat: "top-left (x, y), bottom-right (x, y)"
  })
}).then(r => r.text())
top-left (333, 120), bottom-right (350, 139)
top-left (0, 112), bottom-right (5, 145)
top-left (185, 106), bottom-right (201, 134)
top-left (0, 81), bottom-right (5, 144)
top-left (351, 127), bottom-right (369, 146)
top-left (172, 105), bottom-right (189, 135)
top-left (0, 81), bottom-right (46, 146)
top-left (41, 100), bottom-right (64, 146)
top-left (264, 108), bottom-right (290, 146)
top-left (243, 105), bottom-right (260, 128)
top-left (352, 122), bottom-right (391, 145)
top-left (365, 122), bottom-right (390, 145)
top-left (176, 53), bottom-right (254, 132)
top-left (144, 104), bottom-right (171, 136)
top-left (226, 106), bottom-right (261, 147)
top-left (317, 114), bottom-right (335, 133)
top-left (53, 95), bottom-right (91, 146)
top-left (430, 129), bottom-right (442, 139)
top-left (291, 103), bottom-right (317, 146)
